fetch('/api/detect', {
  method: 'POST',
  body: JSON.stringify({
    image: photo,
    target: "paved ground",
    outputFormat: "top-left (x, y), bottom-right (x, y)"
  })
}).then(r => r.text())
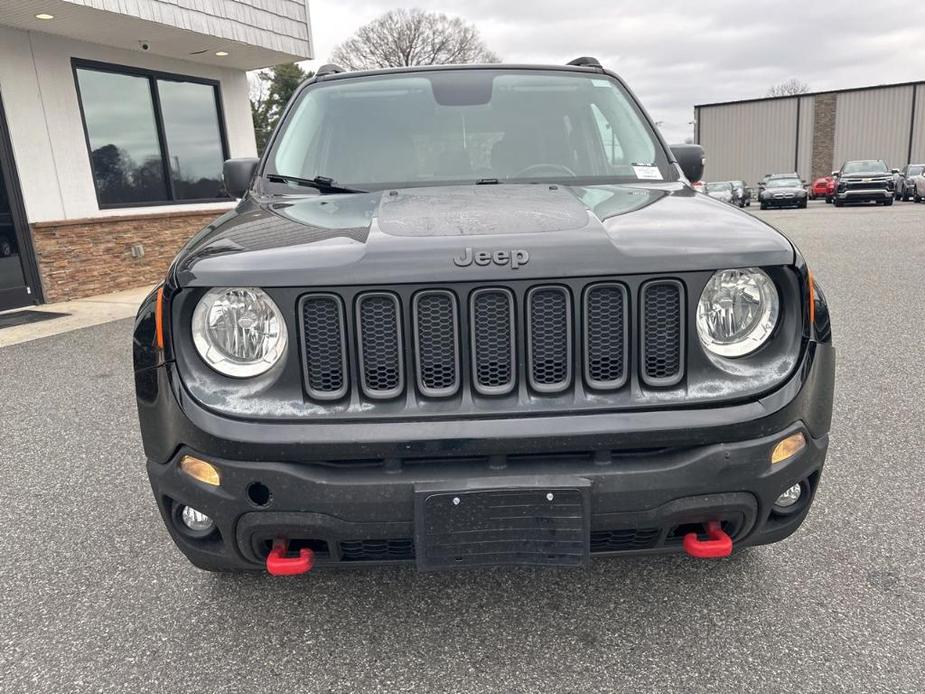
top-left (0, 285), bottom-right (155, 348)
top-left (1, 200), bottom-right (923, 693)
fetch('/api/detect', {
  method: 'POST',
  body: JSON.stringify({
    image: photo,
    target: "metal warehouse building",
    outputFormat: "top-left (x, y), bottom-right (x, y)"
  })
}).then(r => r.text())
top-left (695, 81), bottom-right (925, 184)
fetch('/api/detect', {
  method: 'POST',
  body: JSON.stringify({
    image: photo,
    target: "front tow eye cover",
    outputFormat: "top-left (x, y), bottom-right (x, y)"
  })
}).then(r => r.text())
top-left (683, 521), bottom-right (733, 559)
top-left (266, 539), bottom-right (314, 576)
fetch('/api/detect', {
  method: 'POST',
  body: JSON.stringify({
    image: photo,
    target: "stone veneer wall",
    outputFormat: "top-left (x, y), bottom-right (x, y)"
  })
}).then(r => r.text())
top-left (30, 210), bottom-right (227, 302)
top-left (812, 93), bottom-right (838, 180)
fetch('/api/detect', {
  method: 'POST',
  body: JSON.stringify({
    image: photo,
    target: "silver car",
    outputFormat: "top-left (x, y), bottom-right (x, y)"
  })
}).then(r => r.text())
top-left (704, 181), bottom-right (735, 204)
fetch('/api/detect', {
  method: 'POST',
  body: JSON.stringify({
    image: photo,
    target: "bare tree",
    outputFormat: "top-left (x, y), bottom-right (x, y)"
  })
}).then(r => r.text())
top-left (330, 9), bottom-right (500, 71)
top-left (767, 78), bottom-right (810, 97)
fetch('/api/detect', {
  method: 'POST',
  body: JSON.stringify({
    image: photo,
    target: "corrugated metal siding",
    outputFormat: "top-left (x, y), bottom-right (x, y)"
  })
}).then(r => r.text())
top-left (796, 95), bottom-right (815, 181)
top-left (698, 98), bottom-right (798, 184)
top-left (61, 0), bottom-right (312, 56)
top-left (911, 85), bottom-right (925, 163)
top-left (833, 86), bottom-right (914, 169)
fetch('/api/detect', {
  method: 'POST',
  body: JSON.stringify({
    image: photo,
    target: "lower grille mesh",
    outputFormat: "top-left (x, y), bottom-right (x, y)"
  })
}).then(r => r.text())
top-left (590, 528), bottom-right (660, 552)
top-left (340, 539), bottom-right (415, 561)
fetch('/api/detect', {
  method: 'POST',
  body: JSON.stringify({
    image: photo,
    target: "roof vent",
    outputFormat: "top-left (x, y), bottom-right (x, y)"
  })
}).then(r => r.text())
top-left (567, 57), bottom-right (602, 68)
top-left (316, 64), bottom-right (346, 77)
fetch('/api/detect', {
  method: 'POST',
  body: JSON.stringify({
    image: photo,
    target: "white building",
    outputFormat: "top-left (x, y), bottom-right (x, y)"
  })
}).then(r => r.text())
top-left (0, 0), bottom-right (313, 309)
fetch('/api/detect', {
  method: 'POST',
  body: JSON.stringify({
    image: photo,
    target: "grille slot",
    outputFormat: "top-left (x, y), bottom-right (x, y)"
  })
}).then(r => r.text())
top-left (300, 294), bottom-right (348, 400)
top-left (590, 528), bottom-right (660, 552)
top-left (527, 286), bottom-right (572, 393)
top-left (470, 288), bottom-right (516, 395)
top-left (340, 539), bottom-right (415, 562)
top-left (583, 283), bottom-right (628, 390)
top-left (356, 292), bottom-right (404, 399)
top-left (641, 280), bottom-right (685, 387)
top-left (413, 290), bottom-right (460, 397)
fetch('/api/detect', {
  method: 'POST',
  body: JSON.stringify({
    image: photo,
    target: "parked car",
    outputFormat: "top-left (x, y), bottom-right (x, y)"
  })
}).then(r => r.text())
top-left (133, 59), bottom-right (834, 574)
top-left (704, 181), bottom-right (735, 204)
top-left (810, 176), bottom-right (836, 203)
top-left (895, 164), bottom-right (924, 201)
top-left (913, 169), bottom-right (925, 202)
top-left (730, 180), bottom-right (751, 207)
top-left (759, 177), bottom-right (808, 209)
top-left (834, 160), bottom-right (894, 207)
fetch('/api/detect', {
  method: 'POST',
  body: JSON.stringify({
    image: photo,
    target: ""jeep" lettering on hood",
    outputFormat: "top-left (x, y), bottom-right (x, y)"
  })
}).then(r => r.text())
top-left (453, 248), bottom-right (530, 269)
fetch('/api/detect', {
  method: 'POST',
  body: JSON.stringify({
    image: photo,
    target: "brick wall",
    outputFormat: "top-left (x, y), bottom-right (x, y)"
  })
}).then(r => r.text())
top-left (812, 93), bottom-right (838, 180)
top-left (30, 209), bottom-right (228, 302)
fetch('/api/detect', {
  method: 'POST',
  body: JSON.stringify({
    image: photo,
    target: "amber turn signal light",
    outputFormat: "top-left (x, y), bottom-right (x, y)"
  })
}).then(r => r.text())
top-left (771, 433), bottom-right (807, 464)
top-left (155, 286), bottom-right (165, 351)
top-left (180, 455), bottom-right (221, 486)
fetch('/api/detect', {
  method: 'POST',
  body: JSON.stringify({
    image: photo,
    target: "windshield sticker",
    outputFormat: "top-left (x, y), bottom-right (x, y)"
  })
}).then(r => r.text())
top-left (633, 165), bottom-right (663, 181)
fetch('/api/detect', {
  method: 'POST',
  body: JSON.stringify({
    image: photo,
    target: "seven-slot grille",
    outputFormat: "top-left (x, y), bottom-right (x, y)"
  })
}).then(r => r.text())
top-left (299, 280), bottom-right (686, 401)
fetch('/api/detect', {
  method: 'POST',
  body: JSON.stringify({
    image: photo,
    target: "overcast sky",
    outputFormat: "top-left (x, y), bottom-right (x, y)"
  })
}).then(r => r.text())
top-left (300, 0), bottom-right (925, 142)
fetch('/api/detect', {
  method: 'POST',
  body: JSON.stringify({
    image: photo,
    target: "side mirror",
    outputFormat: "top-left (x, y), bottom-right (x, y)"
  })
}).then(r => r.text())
top-left (831, 171), bottom-right (840, 178)
top-left (223, 158), bottom-right (259, 198)
top-left (891, 168), bottom-right (900, 175)
top-left (670, 144), bottom-right (705, 183)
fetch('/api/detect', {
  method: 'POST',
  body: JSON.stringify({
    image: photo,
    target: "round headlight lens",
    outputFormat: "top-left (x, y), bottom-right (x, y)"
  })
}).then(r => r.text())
top-left (696, 268), bottom-right (779, 358)
top-left (192, 287), bottom-right (287, 377)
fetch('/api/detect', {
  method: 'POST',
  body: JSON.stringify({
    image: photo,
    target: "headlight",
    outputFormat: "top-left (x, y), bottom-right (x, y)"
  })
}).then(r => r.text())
top-left (192, 287), bottom-right (287, 377)
top-left (696, 269), bottom-right (779, 358)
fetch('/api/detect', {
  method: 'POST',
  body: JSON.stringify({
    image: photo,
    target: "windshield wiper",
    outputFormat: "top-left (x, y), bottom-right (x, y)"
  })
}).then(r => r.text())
top-left (265, 174), bottom-right (366, 194)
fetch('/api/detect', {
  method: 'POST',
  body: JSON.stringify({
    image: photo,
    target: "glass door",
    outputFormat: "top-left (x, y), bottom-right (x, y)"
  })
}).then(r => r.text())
top-left (0, 91), bottom-right (39, 312)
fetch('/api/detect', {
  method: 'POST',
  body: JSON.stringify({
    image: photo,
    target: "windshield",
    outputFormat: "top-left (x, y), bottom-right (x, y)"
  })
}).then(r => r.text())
top-left (843, 160), bottom-right (888, 174)
top-left (705, 183), bottom-right (729, 192)
top-left (267, 70), bottom-right (670, 190)
top-left (767, 178), bottom-right (800, 188)
top-left (908, 166), bottom-right (923, 176)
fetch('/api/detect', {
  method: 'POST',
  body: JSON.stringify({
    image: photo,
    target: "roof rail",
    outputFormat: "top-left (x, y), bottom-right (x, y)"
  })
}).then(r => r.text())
top-left (567, 57), bottom-right (602, 68)
top-left (316, 64), bottom-right (346, 77)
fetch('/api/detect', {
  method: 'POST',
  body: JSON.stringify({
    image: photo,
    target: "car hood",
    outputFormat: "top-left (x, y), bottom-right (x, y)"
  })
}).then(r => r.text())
top-left (841, 172), bottom-right (890, 179)
top-left (174, 183), bottom-right (794, 287)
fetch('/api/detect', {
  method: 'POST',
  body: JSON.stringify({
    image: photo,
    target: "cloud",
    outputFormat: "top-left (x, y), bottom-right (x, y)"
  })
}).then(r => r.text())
top-left (302, 1), bottom-right (925, 142)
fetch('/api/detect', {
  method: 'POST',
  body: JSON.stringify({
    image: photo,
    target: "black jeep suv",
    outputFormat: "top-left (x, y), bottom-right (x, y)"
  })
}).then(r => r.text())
top-left (134, 60), bottom-right (834, 574)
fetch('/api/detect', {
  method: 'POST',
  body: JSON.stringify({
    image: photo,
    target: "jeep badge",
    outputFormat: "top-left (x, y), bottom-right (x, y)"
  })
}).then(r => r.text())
top-left (453, 248), bottom-right (530, 269)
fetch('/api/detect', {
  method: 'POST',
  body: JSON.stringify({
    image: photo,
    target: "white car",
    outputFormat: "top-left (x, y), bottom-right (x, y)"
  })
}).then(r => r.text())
top-left (914, 171), bottom-right (925, 202)
top-left (704, 181), bottom-right (735, 204)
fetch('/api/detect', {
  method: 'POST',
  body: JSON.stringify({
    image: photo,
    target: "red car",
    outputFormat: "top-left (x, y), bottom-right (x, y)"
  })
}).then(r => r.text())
top-left (811, 176), bottom-right (836, 203)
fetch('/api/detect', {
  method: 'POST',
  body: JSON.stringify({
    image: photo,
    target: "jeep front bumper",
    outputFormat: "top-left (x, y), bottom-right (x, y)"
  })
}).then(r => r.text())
top-left (137, 340), bottom-right (834, 572)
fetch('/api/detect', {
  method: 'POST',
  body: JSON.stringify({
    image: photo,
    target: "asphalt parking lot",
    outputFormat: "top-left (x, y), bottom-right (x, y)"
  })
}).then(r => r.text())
top-left (1, 199), bottom-right (923, 693)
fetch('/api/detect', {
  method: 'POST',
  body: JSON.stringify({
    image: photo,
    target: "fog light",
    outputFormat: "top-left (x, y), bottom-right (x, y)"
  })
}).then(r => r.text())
top-left (771, 432), bottom-right (807, 464)
top-left (180, 505), bottom-right (214, 532)
top-left (180, 455), bottom-right (221, 486)
top-left (774, 483), bottom-right (802, 508)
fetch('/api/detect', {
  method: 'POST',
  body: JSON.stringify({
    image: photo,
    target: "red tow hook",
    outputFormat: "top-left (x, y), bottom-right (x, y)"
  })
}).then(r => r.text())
top-left (683, 521), bottom-right (733, 559)
top-left (266, 538), bottom-right (315, 576)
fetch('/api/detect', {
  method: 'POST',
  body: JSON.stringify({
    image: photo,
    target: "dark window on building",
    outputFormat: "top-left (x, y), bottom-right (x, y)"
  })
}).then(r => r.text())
top-left (74, 61), bottom-right (229, 207)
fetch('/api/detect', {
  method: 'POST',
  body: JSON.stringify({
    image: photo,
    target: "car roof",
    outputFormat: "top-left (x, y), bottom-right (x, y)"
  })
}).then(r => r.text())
top-left (314, 63), bottom-right (606, 83)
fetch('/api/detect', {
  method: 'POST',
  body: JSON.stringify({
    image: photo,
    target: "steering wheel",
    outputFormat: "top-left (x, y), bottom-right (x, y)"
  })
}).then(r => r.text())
top-left (512, 163), bottom-right (578, 179)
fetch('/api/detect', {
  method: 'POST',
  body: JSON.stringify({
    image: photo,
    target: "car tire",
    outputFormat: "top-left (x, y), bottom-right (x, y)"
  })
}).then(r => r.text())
top-left (884, 198), bottom-right (893, 206)
top-left (760, 202), bottom-right (767, 210)
top-left (835, 199), bottom-right (844, 207)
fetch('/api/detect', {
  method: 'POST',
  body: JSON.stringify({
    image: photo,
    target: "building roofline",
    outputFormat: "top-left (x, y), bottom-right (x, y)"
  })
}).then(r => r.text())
top-left (696, 78), bottom-right (925, 110)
